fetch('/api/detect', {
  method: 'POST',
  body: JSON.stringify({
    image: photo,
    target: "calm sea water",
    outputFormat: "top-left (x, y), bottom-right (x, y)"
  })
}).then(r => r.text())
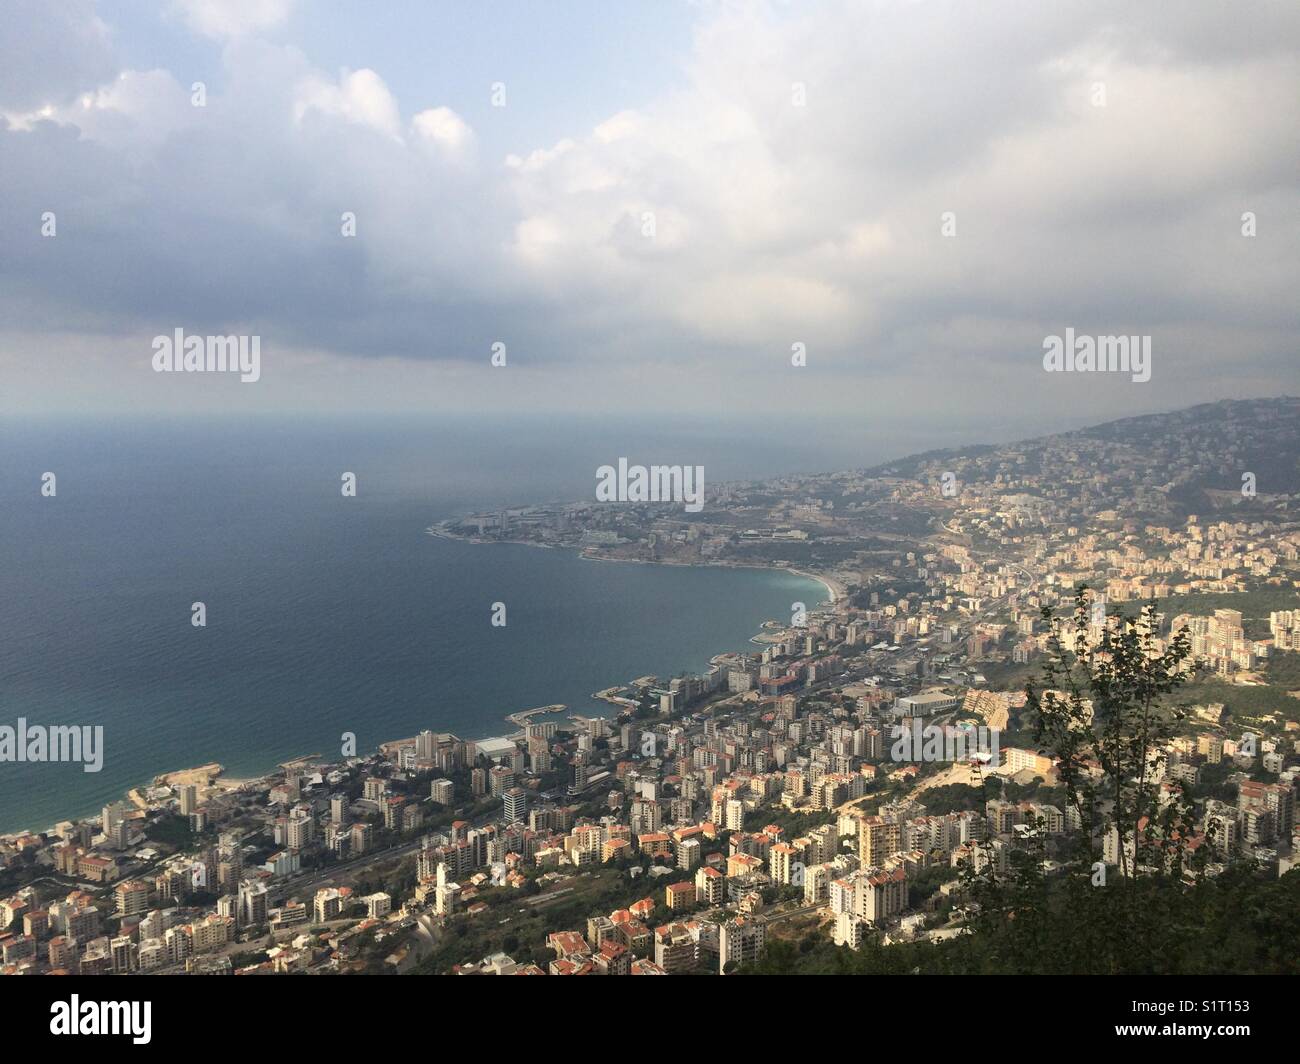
top-left (0, 418), bottom-right (832, 833)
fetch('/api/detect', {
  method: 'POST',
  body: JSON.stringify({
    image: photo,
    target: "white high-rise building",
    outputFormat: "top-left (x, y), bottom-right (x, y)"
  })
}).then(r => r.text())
top-left (718, 915), bottom-right (765, 974)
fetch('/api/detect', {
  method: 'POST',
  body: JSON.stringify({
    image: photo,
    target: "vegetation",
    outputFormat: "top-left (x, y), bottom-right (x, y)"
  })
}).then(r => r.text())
top-left (917, 778), bottom-right (1053, 815)
top-left (1178, 677), bottom-right (1300, 722)
top-left (1111, 588), bottom-right (1300, 640)
top-left (410, 866), bottom-right (665, 973)
top-left (144, 813), bottom-right (198, 849)
top-left (1267, 650), bottom-right (1300, 689)
top-left (742, 806), bottom-right (836, 835)
top-left (739, 865), bottom-right (1300, 974)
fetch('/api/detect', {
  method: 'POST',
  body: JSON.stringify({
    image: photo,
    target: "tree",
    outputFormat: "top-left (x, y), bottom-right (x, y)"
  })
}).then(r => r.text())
top-left (959, 587), bottom-right (1212, 973)
top-left (733, 591), bottom-right (1300, 976)
top-left (1029, 588), bottom-right (1201, 879)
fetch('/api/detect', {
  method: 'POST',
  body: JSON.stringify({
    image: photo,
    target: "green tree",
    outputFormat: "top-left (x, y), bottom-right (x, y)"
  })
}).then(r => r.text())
top-left (1035, 590), bottom-right (1200, 876)
top-left (959, 588), bottom-right (1212, 973)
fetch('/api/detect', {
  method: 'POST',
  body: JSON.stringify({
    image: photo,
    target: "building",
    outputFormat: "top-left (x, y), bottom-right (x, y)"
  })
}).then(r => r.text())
top-left (314, 886), bottom-right (352, 923)
top-left (330, 794), bottom-right (349, 824)
top-left (895, 691), bottom-right (960, 716)
top-left (832, 866), bottom-right (907, 927)
top-left (47, 936), bottom-right (76, 970)
top-left (362, 892), bottom-right (392, 919)
top-left (239, 880), bottom-right (269, 928)
top-left (76, 854), bottom-right (119, 884)
top-left (834, 912), bottom-right (869, 949)
top-left (1000, 747), bottom-right (1055, 777)
top-left (1239, 781), bottom-right (1294, 843)
top-left (695, 865), bottom-right (725, 907)
top-left (665, 881), bottom-right (696, 912)
top-left (594, 940), bottom-right (631, 975)
top-left (503, 787), bottom-right (528, 824)
top-left (676, 836), bottom-right (701, 870)
top-left (110, 936), bottom-right (137, 974)
top-left (115, 879), bottom-right (151, 918)
top-left (719, 915), bottom-right (766, 974)
top-left (769, 843), bottom-right (798, 885)
top-left (488, 765), bottom-right (515, 797)
top-left (653, 922), bottom-right (698, 973)
top-left (383, 796), bottom-right (407, 831)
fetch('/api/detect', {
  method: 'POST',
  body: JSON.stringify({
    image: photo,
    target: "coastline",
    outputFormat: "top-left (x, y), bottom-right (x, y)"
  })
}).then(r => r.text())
top-left (572, 543), bottom-right (843, 606)
top-left (2, 533), bottom-right (834, 841)
top-left (787, 567), bottom-right (843, 605)
top-left (429, 522), bottom-right (845, 610)
top-left (430, 522), bottom-right (843, 602)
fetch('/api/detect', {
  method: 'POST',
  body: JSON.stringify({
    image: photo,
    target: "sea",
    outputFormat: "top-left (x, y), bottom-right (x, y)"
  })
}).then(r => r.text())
top-left (0, 415), bottom-right (877, 835)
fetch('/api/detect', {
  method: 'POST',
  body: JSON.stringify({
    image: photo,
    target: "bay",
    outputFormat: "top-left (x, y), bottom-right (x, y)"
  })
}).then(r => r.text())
top-left (0, 418), bottom-right (827, 833)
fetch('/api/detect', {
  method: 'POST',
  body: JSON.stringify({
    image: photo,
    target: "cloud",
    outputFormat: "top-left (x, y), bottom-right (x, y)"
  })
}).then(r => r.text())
top-left (0, 0), bottom-right (116, 111)
top-left (170, 0), bottom-right (295, 40)
top-left (0, 0), bottom-right (1297, 422)
top-left (412, 106), bottom-right (475, 163)
top-left (496, 1), bottom-right (1299, 361)
top-left (4, 69), bottom-right (197, 147)
top-left (294, 68), bottom-right (403, 138)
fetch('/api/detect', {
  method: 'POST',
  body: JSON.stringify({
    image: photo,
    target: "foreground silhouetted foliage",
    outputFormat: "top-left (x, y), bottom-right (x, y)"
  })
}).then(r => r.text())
top-left (736, 863), bottom-right (1300, 974)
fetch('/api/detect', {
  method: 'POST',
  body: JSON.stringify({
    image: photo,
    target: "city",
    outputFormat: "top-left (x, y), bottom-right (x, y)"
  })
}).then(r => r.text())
top-left (2, 0), bottom-right (1296, 1042)
top-left (4, 397), bottom-right (1297, 977)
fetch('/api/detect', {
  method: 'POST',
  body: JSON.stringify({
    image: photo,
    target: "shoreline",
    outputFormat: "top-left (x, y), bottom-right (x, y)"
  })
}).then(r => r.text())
top-left (431, 523), bottom-right (840, 591)
top-left (1, 534), bottom-right (836, 841)
top-left (786, 567), bottom-right (843, 605)
top-left (577, 552), bottom-right (844, 608)
top-left (6, 762), bottom-right (278, 842)
top-left (448, 529), bottom-right (844, 606)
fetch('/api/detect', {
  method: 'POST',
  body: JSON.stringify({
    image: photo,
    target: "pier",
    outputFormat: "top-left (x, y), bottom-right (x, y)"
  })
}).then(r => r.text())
top-left (506, 704), bottom-right (566, 728)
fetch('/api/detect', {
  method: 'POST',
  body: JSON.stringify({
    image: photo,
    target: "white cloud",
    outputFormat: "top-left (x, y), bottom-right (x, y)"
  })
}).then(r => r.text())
top-left (171, 0), bottom-right (295, 40)
top-left (493, 1), bottom-right (1299, 362)
top-left (4, 69), bottom-right (195, 146)
top-left (412, 106), bottom-right (475, 162)
top-left (293, 68), bottom-right (403, 139)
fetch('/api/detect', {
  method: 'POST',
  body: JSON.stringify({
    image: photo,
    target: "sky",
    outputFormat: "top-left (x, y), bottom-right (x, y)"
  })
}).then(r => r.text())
top-left (1, 0), bottom-right (1297, 448)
